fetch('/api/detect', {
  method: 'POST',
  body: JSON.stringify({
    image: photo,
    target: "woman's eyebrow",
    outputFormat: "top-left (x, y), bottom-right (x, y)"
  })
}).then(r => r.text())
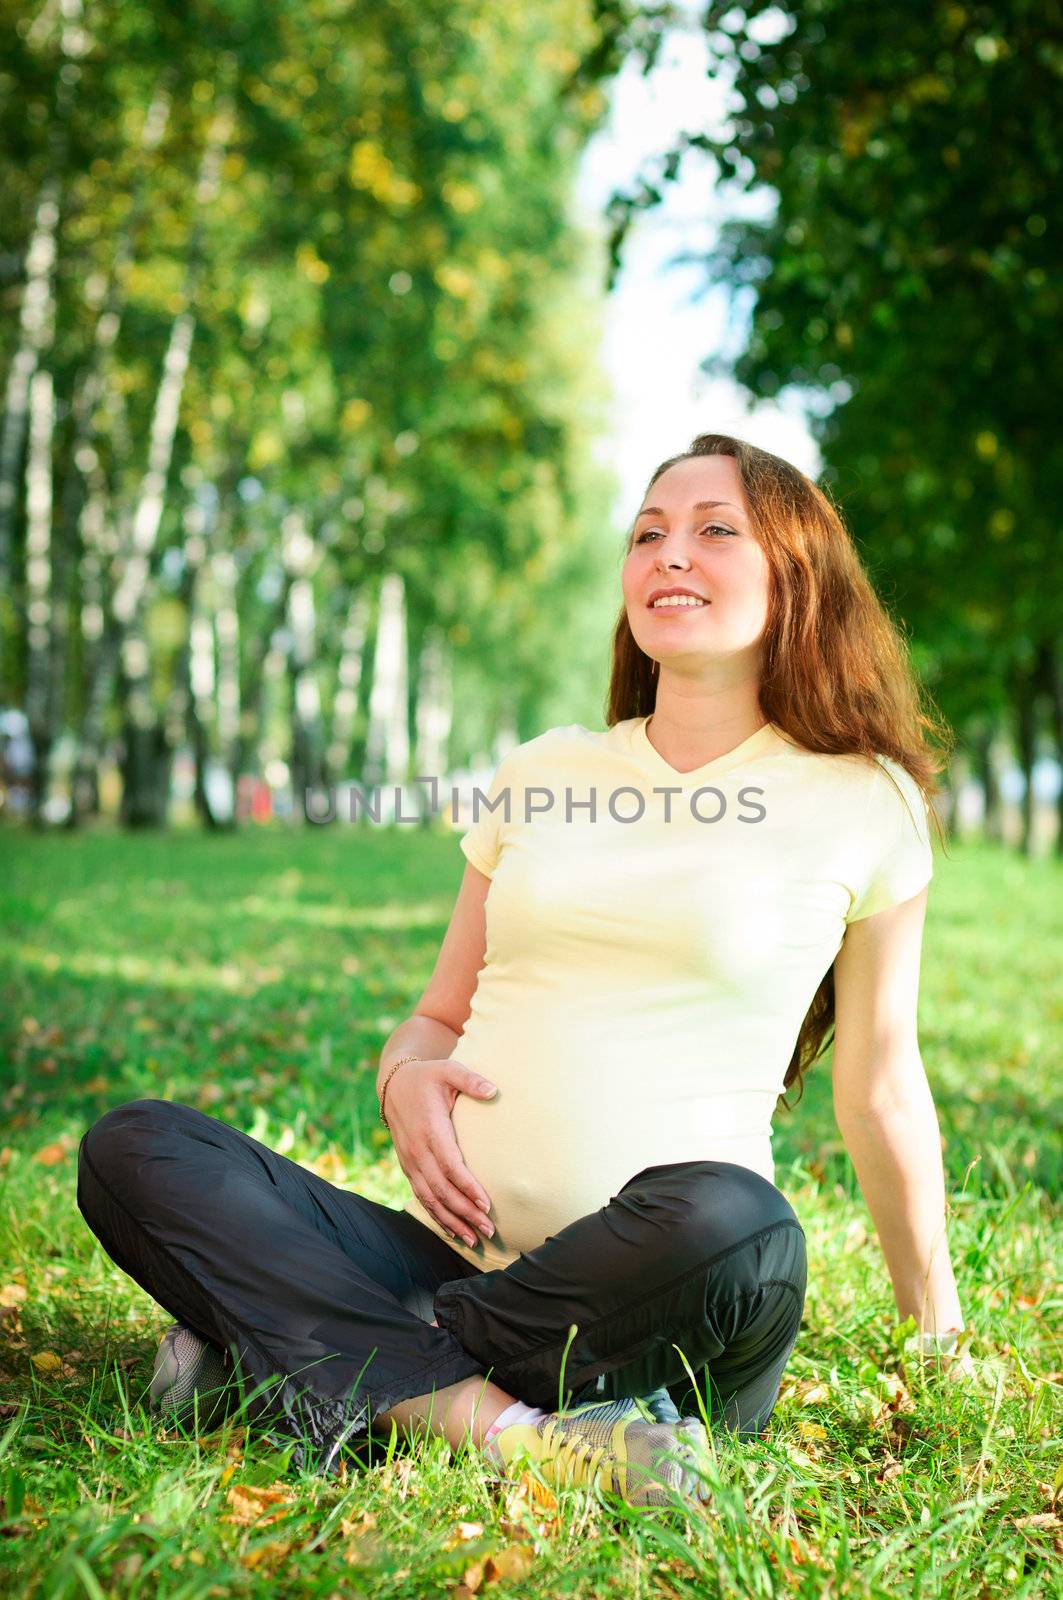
top-left (634, 500), bottom-right (744, 520)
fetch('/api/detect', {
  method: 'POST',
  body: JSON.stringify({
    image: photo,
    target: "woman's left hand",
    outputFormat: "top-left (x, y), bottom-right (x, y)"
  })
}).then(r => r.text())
top-left (914, 1330), bottom-right (976, 1381)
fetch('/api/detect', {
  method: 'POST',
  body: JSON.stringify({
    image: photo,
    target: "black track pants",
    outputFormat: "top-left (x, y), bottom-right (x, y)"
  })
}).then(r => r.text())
top-left (77, 1098), bottom-right (807, 1473)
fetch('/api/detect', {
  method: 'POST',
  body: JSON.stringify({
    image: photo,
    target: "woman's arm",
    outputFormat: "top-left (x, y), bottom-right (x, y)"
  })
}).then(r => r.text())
top-left (833, 1069), bottom-right (965, 1335)
top-left (832, 885), bottom-right (965, 1337)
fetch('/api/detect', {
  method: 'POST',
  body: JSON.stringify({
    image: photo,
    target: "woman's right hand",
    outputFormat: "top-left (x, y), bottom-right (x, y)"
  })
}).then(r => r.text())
top-left (383, 1058), bottom-right (497, 1248)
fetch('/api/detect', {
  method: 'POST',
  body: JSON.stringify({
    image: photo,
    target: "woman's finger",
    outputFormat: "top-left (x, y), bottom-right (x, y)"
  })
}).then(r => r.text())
top-left (425, 1121), bottom-right (492, 1222)
top-left (418, 1142), bottom-right (490, 1246)
top-left (406, 1167), bottom-right (479, 1246)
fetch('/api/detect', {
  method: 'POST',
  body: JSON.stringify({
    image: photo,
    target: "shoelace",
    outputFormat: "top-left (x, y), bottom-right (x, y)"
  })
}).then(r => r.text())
top-left (541, 1417), bottom-right (700, 1501)
top-left (539, 1416), bottom-right (616, 1491)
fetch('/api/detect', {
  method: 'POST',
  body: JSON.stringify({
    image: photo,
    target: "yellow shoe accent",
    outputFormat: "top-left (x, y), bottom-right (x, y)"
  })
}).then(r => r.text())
top-left (489, 1408), bottom-right (706, 1508)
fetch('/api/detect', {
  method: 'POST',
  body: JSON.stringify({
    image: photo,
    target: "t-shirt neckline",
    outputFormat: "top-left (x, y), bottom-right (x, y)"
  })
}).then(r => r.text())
top-left (629, 715), bottom-right (781, 782)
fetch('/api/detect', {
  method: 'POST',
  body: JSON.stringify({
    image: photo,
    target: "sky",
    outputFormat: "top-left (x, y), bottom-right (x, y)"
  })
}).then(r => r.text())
top-left (573, 12), bottom-right (820, 520)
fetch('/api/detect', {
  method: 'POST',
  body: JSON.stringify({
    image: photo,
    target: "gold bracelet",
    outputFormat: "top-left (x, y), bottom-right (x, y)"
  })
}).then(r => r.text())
top-left (379, 1054), bottom-right (424, 1130)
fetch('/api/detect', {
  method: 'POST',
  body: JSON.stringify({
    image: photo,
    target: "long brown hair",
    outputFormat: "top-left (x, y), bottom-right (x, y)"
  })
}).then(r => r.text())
top-left (605, 432), bottom-right (955, 1109)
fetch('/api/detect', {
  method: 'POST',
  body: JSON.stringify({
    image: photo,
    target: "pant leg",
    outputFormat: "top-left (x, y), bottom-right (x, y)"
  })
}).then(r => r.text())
top-left (76, 1098), bottom-right (488, 1471)
top-left (433, 1159), bottom-right (807, 1437)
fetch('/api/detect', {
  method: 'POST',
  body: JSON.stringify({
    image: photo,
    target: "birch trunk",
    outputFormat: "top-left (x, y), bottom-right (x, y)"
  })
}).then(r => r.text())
top-left (213, 545), bottom-right (240, 805)
top-left (113, 98), bottom-right (232, 827)
top-left (325, 587), bottom-right (369, 784)
top-left (412, 625), bottom-right (452, 825)
top-left (164, 493), bottom-right (228, 829)
top-left (282, 510), bottom-right (327, 820)
top-left (61, 82), bottom-right (172, 825)
top-left (24, 369), bottom-right (56, 823)
top-left (0, 0), bottom-right (85, 703)
top-left (230, 568), bottom-right (293, 797)
top-left (363, 572), bottom-right (410, 819)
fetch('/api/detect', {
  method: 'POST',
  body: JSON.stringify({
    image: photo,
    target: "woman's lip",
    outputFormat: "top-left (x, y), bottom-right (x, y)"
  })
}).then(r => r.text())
top-left (647, 600), bottom-right (710, 611)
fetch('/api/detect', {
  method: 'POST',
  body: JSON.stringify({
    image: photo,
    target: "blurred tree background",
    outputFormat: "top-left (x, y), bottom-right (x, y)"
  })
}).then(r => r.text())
top-left (605, 0), bottom-right (1062, 854)
top-left (0, 0), bottom-right (1059, 852)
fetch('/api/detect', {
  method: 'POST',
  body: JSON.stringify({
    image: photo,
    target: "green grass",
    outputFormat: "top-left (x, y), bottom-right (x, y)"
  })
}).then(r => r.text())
top-left (0, 823), bottom-right (1060, 1598)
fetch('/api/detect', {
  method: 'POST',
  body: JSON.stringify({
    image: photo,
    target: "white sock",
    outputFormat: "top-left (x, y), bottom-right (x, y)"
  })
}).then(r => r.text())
top-left (481, 1400), bottom-right (547, 1464)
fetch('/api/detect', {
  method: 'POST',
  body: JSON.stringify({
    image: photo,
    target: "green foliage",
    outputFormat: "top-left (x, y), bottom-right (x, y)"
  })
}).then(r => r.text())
top-left (607, 1), bottom-right (1062, 747)
top-left (0, 0), bottom-right (626, 762)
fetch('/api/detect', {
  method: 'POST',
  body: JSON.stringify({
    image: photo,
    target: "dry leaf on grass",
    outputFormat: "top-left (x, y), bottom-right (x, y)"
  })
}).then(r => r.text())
top-left (378, 1456), bottom-right (418, 1499)
top-left (340, 1509), bottom-right (377, 1540)
top-left (34, 1140), bottom-right (71, 1167)
top-left (874, 1454), bottom-right (904, 1485)
top-left (778, 1377), bottom-right (831, 1407)
top-left (221, 1481), bottom-right (300, 1573)
top-left (222, 1480), bottom-right (297, 1528)
top-left (456, 1548), bottom-right (536, 1592)
top-left (239, 1537), bottom-right (293, 1571)
top-left (441, 1520), bottom-right (485, 1549)
top-left (483, 1544), bottom-right (535, 1583)
top-left (30, 1350), bottom-right (63, 1374)
top-left (494, 1469), bottom-right (561, 1540)
top-left (0, 1284), bottom-right (27, 1309)
top-left (336, 1508), bottom-right (386, 1568)
top-left (458, 1558), bottom-right (485, 1592)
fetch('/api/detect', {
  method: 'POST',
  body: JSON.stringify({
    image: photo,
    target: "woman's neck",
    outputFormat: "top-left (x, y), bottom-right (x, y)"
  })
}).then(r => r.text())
top-left (644, 692), bottom-right (767, 769)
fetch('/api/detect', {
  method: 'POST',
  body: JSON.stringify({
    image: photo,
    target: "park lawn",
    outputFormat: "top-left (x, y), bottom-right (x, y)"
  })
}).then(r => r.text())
top-left (0, 823), bottom-right (1060, 1599)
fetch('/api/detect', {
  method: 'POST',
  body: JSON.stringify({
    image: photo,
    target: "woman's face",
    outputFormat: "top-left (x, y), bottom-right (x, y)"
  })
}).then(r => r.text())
top-left (621, 454), bottom-right (771, 672)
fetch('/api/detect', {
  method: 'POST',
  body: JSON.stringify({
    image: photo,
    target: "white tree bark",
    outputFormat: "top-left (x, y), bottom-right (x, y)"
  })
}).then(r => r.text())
top-left (111, 99), bottom-right (231, 825)
top-left (325, 587), bottom-right (369, 780)
top-left (214, 546), bottom-right (240, 772)
top-left (282, 509), bottom-right (327, 816)
top-left (413, 625), bottom-right (452, 819)
top-left (24, 368), bottom-right (57, 814)
top-left (0, 0), bottom-right (87, 700)
top-left (364, 572), bottom-right (410, 810)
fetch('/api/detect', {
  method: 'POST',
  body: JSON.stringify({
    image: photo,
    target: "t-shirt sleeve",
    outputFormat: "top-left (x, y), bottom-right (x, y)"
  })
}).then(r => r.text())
top-left (845, 758), bottom-right (934, 923)
top-left (459, 751), bottom-right (517, 879)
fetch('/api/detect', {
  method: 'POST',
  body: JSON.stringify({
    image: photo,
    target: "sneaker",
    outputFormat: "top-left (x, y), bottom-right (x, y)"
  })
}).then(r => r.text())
top-left (564, 1387), bottom-right (678, 1426)
top-left (632, 1384), bottom-right (682, 1425)
top-left (149, 1322), bottom-right (236, 1432)
top-left (487, 1397), bottom-right (709, 1509)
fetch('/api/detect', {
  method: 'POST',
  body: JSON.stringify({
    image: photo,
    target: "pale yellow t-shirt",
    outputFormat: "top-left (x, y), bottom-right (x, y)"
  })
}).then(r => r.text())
top-left (403, 716), bottom-right (934, 1270)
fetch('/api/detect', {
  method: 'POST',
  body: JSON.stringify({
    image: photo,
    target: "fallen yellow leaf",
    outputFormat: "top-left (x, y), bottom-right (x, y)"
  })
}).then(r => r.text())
top-left (484, 1542), bottom-right (534, 1582)
top-left (340, 1509), bottom-right (377, 1539)
top-left (0, 1283), bottom-right (28, 1308)
top-left (222, 1481), bottom-right (295, 1528)
top-left (441, 1519), bottom-right (485, 1549)
top-left (796, 1420), bottom-right (829, 1442)
top-left (31, 1350), bottom-right (63, 1374)
top-left (239, 1538), bottom-right (292, 1570)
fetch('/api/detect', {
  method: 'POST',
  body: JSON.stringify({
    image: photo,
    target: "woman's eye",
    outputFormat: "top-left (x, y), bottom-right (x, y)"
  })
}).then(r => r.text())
top-left (635, 524), bottom-right (735, 543)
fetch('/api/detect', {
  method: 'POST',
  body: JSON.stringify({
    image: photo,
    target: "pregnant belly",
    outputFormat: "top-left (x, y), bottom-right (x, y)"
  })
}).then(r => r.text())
top-left (430, 1005), bottom-right (778, 1269)
top-left (449, 1076), bottom-right (660, 1261)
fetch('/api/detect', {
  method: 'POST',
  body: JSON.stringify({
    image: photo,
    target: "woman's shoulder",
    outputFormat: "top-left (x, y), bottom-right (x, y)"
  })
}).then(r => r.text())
top-left (492, 722), bottom-right (620, 771)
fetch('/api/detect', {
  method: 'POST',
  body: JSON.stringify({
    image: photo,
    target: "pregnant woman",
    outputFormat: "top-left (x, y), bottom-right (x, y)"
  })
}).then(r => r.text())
top-left (77, 433), bottom-right (966, 1511)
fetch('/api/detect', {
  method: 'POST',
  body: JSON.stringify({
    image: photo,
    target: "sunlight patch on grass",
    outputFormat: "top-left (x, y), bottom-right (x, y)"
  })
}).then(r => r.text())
top-left (13, 943), bottom-right (248, 993)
